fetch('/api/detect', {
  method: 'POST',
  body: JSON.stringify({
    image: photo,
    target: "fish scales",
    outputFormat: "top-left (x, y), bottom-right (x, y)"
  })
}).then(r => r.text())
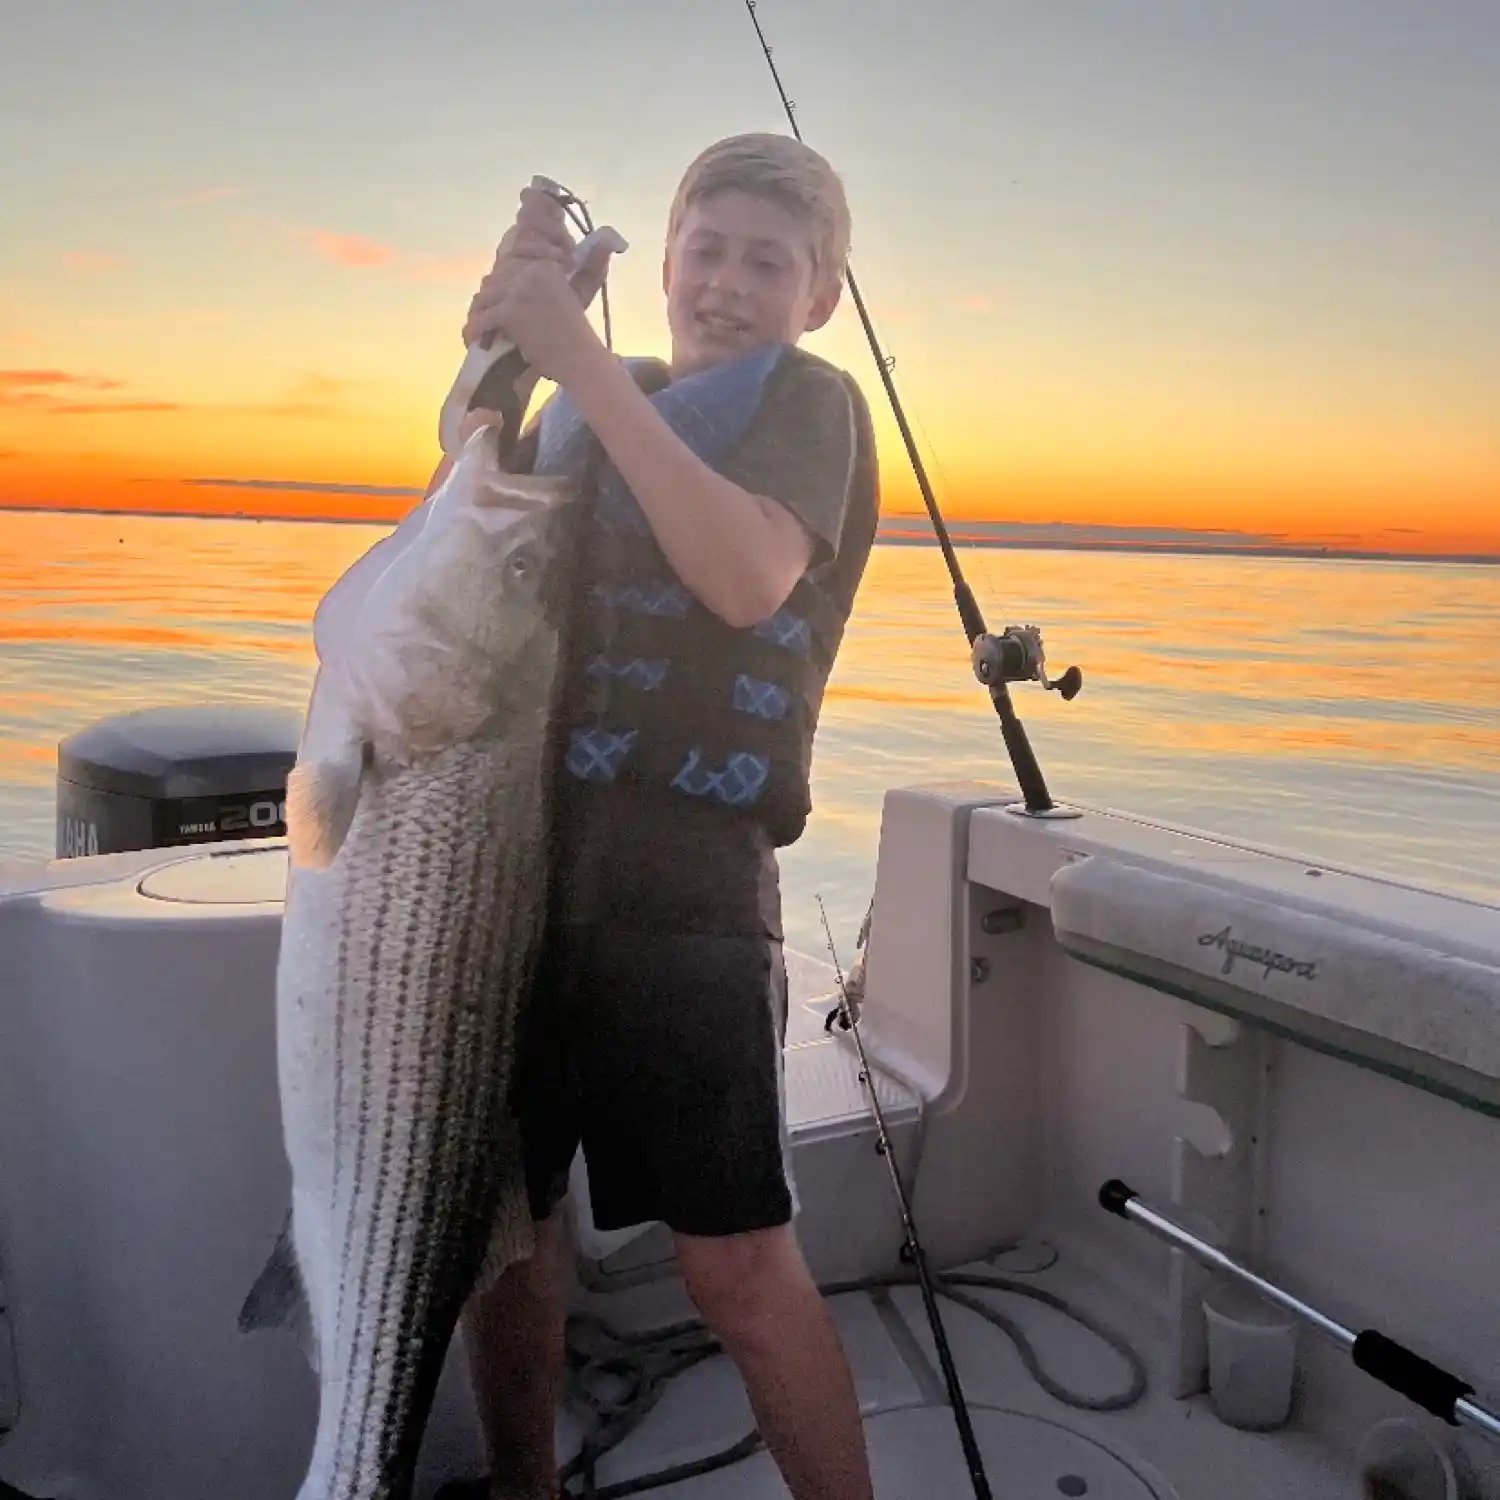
top-left (279, 737), bottom-right (545, 1495)
top-left (241, 422), bottom-right (577, 1500)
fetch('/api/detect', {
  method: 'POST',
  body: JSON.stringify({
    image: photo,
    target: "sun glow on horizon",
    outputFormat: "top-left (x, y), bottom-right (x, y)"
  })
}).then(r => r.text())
top-left (3, 5), bottom-right (1495, 557)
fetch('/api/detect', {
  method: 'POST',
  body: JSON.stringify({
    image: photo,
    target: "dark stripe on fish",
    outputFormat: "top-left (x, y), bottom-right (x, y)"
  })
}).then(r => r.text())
top-left (349, 812), bottom-right (441, 1487)
top-left (333, 805), bottom-right (402, 1488)
top-left (331, 836), bottom-right (355, 1218)
top-left (376, 760), bottom-right (545, 1487)
top-left (363, 799), bottom-right (456, 1483)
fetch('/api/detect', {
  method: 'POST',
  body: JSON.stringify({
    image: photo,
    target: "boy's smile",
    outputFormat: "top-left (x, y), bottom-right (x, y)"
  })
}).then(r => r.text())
top-left (663, 190), bottom-right (842, 377)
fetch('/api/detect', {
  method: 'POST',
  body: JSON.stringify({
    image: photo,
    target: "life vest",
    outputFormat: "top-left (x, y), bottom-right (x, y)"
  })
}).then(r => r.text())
top-left (526, 341), bottom-right (877, 848)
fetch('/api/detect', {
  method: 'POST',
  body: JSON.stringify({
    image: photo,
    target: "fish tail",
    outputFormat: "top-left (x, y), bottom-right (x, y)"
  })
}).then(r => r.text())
top-left (285, 749), bottom-right (364, 870)
top-left (238, 1211), bottom-right (318, 1374)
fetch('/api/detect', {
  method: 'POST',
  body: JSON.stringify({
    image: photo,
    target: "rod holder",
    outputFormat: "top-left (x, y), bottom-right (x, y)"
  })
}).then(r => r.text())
top-left (1098, 1180), bottom-right (1500, 1446)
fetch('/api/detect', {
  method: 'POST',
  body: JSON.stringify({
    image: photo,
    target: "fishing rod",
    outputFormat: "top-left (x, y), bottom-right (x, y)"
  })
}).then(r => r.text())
top-left (817, 900), bottom-right (994, 1500)
top-left (742, 0), bottom-right (1084, 819)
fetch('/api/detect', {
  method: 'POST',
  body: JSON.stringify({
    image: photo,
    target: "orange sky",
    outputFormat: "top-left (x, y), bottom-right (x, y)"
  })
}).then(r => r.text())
top-left (2, 5), bottom-right (1496, 557)
top-left (2, 386), bottom-right (1493, 556)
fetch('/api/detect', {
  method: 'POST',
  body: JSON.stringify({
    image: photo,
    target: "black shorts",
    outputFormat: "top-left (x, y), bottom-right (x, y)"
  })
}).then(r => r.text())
top-left (511, 923), bottom-right (796, 1239)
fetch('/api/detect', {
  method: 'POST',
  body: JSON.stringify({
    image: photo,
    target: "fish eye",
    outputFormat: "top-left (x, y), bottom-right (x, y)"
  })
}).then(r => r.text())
top-left (506, 545), bottom-right (538, 582)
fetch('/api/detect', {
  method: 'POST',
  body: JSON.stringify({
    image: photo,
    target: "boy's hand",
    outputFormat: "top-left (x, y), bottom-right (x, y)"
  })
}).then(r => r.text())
top-left (463, 184), bottom-right (616, 349)
top-left (477, 257), bottom-right (609, 386)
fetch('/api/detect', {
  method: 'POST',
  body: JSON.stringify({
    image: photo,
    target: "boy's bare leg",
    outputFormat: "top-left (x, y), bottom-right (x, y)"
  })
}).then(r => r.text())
top-left (675, 1223), bottom-right (874, 1500)
top-left (462, 1206), bottom-right (570, 1500)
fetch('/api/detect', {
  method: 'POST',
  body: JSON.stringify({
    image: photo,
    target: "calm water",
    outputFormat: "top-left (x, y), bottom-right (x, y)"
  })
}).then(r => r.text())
top-left (2, 509), bottom-right (1498, 953)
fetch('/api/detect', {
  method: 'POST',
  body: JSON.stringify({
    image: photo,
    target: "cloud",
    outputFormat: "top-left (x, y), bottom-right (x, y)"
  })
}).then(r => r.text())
top-left (173, 186), bottom-right (240, 206)
top-left (256, 373), bottom-right (353, 418)
top-left (44, 400), bottom-right (180, 415)
top-left (0, 368), bottom-right (368, 423)
top-left (281, 219), bottom-right (486, 283)
top-left (954, 294), bottom-right (995, 314)
top-left (868, 300), bottom-right (915, 326)
top-left (310, 230), bottom-right (398, 269)
top-left (0, 370), bottom-right (124, 390)
top-left (62, 251), bottom-right (125, 273)
top-left (874, 518), bottom-right (1499, 562)
top-left (185, 476), bottom-right (424, 498)
top-left (0, 369), bottom-right (357, 423)
top-left (0, 448), bottom-right (21, 460)
top-left (0, 368), bottom-right (178, 416)
top-left (230, 212), bottom-right (487, 285)
top-left (248, 371), bottom-right (397, 422)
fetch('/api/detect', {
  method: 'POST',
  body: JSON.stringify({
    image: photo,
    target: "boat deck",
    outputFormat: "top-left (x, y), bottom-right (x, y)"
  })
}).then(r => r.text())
top-left (3, 818), bottom-right (1496, 1499)
top-left (487, 999), bottom-right (1370, 1500)
top-left (547, 1244), bottom-right (1364, 1499)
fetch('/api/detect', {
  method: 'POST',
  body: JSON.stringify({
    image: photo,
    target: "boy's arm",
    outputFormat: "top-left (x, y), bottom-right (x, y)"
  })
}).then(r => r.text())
top-left (560, 340), bottom-right (844, 628)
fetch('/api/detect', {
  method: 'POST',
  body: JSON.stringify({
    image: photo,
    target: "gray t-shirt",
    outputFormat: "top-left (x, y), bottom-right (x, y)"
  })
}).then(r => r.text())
top-left (718, 354), bottom-right (860, 569)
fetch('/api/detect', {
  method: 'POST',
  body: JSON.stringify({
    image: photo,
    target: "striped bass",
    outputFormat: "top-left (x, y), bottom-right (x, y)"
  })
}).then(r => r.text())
top-left (240, 418), bottom-right (578, 1499)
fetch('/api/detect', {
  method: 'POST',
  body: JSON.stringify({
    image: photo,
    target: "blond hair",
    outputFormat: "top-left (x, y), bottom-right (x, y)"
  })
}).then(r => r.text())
top-left (666, 132), bottom-right (851, 286)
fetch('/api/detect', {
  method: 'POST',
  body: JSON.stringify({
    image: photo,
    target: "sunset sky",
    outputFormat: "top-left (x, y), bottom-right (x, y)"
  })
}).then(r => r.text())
top-left (2, 1), bottom-right (1496, 554)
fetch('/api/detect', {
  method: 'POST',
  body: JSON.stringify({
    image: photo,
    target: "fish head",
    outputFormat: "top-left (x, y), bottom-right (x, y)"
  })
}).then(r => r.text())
top-left (472, 478), bottom-right (578, 624)
top-left (412, 425), bottom-right (583, 714)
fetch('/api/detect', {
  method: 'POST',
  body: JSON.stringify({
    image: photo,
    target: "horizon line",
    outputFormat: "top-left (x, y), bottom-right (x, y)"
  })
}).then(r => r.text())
top-left (2, 502), bottom-right (1495, 566)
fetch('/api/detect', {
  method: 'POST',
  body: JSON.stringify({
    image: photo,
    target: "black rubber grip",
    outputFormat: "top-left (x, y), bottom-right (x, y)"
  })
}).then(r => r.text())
top-left (1352, 1330), bottom-right (1474, 1423)
top-left (1098, 1179), bottom-right (1137, 1217)
top-left (468, 346), bottom-right (531, 468)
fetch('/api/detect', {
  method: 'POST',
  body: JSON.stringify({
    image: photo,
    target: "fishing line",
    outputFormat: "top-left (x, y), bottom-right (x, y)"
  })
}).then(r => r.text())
top-left (895, 363), bottom-right (1013, 612)
top-left (741, 0), bottom-right (1085, 821)
top-left (817, 898), bottom-right (996, 1500)
top-left (545, 182), bottom-right (615, 352)
top-left (584, 72), bottom-right (662, 224)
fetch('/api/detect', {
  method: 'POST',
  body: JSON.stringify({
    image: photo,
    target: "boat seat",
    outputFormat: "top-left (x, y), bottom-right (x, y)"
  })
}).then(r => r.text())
top-left (1050, 852), bottom-right (1500, 1116)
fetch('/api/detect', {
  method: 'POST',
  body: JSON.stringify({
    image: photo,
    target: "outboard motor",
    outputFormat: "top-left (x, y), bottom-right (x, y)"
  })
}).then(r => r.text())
top-left (54, 704), bottom-right (303, 858)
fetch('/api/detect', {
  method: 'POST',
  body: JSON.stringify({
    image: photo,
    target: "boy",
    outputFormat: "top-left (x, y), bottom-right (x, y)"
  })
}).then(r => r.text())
top-left (445, 133), bottom-right (879, 1500)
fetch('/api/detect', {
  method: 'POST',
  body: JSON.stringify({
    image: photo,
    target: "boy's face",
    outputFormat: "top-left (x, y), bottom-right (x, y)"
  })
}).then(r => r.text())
top-left (663, 190), bottom-right (842, 377)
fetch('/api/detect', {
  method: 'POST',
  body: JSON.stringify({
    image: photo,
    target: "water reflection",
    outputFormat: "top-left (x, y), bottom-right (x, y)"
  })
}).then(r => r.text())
top-left (1, 510), bottom-right (1496, 952)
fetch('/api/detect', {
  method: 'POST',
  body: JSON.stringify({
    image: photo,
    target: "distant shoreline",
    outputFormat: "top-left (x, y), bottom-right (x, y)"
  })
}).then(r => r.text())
top-left (1, 502), bottom-right (1496, 567)
top-left (874, 534), bottom-right (1500, 566)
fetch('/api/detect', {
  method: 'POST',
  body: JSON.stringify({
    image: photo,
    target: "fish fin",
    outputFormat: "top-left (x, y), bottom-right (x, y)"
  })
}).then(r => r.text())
top-left (285, 749), bottom-right (363, 870)
top-left (238, 1211), bottom-right (319, 1374)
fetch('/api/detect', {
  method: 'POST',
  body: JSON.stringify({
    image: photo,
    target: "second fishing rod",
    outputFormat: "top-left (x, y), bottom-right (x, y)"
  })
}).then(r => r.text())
top-left (742, 0), bottom-right (1085, 823)
top-left (739, 5), bottom-right (1094, 1497)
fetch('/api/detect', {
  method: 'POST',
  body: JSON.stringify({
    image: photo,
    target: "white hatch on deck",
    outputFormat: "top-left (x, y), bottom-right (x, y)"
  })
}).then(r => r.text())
top-left (136, 845), bottom-right (290, 905)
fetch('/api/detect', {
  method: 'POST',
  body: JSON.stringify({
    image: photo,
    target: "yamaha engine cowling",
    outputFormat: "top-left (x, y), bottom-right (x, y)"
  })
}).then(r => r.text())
top-left (55, 705), bottom-right (303, 859)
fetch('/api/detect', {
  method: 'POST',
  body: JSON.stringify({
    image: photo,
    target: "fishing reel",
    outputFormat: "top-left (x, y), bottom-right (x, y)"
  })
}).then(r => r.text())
top-left (971, 625), bottom-right (1083, 701)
